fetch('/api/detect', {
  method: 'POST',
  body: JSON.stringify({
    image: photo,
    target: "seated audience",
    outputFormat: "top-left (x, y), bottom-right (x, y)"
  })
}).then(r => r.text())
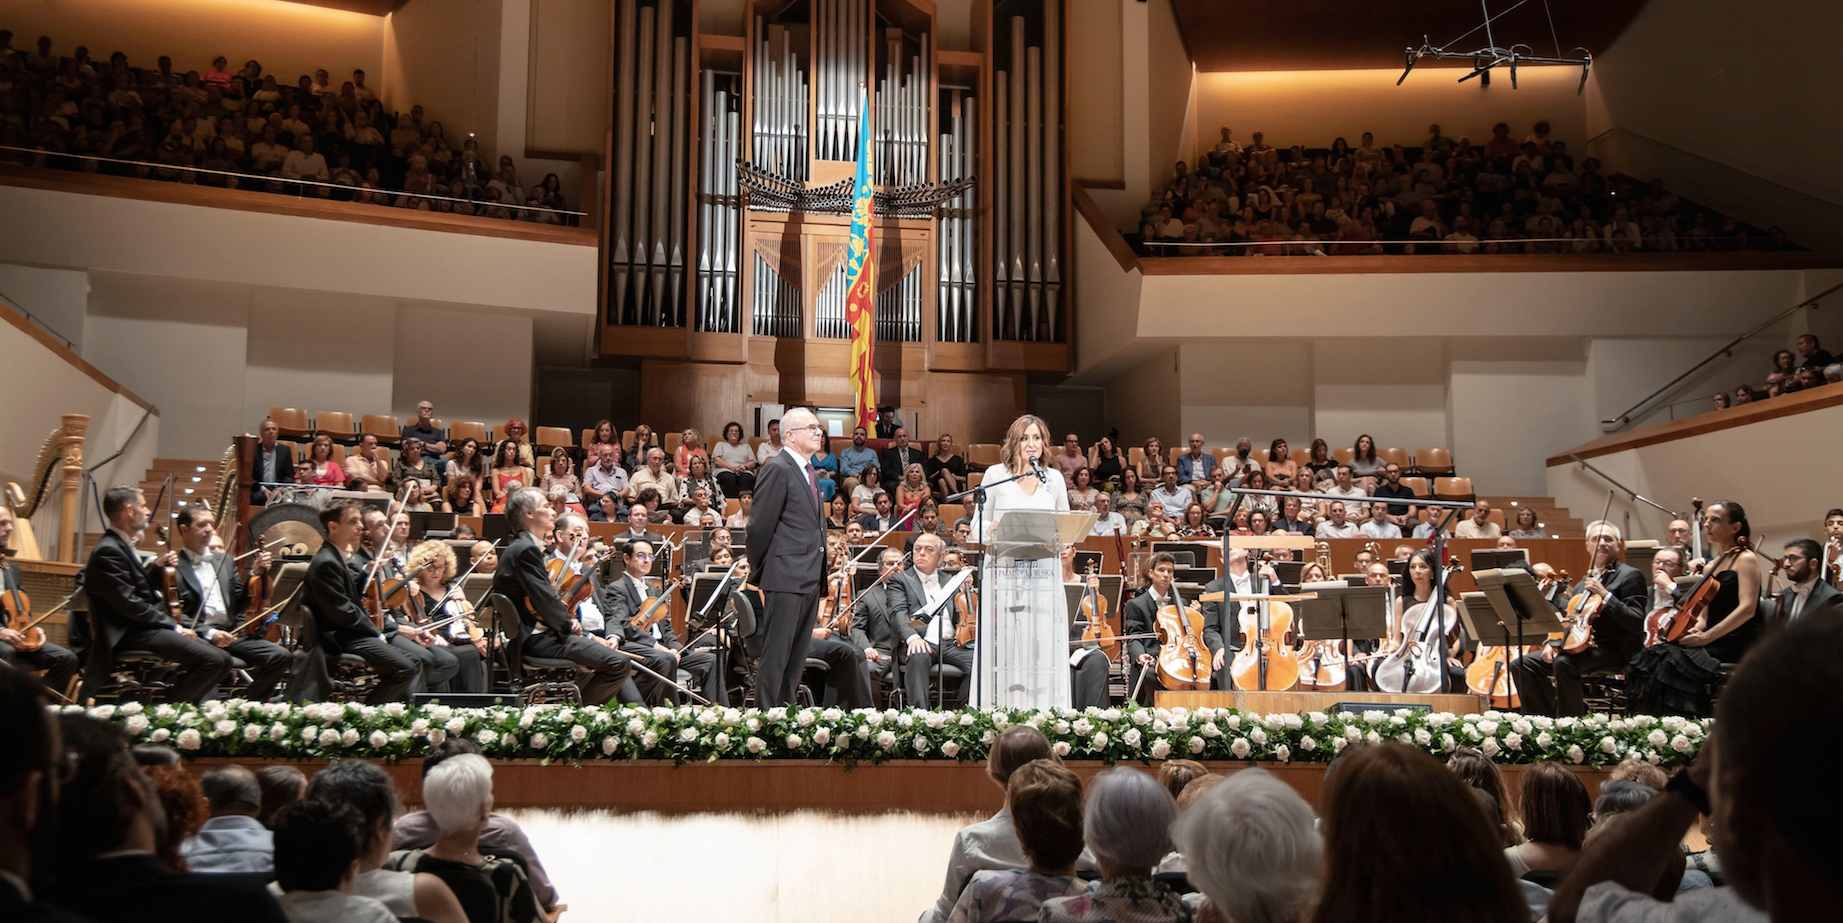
top-left (1040, 768), bottom-right (1188, 923)
top-left (394, 743), bottom-right (561, 913)
top-left (1447, 747), bottom-right (1522, 846)
top-left (271, 800), bottom-right (396, 923)
top-left (1171, 767), bottom-right (1322, 923)
top-left (924, 726), bottom-right (1054, 923)
top-left (0, 669), bottom-right (91, 921)
top-left (385, 753), bottom-right (543, 923)
top-left (304, 760), bottom-right (467, 923)
top-left (257, 765), bottom-right (308, 829)
top-left (947, 759), bottom-right (1087, 923)
top-left (1504, 762), bottom-right (1591, 884)
top-left (181, 764), bottom-right (274, 874)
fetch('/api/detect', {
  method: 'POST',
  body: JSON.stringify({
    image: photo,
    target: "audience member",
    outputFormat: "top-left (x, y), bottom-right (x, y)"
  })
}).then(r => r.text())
top-left (947, 759), bottom-right (1087, 923)
top-left (923, 726), bottom-right (1053, 923)
top-left (256, 766), bottom-right (307, 829)
top-left (304, 760), bottom-right (467, 923)
top-left (1505, 762), bottom-right (1591, 884)
top-left (1171, 767), bottom-right (1321, 923)
top-left (270, 800), bottom-right (396, 923)
top-left (393, 739), bottom-right (561, 915)
top-left (1447, 747), bottom-right (1522, 846)
top-left (384, 753), bottom-right (543, 923)
top-left (1040, 768), bottom-right (1187, 923)
top-left (141, 763), bottom-right (209, 871)
top-left (181, 765), bottom-right (274, 874)
top-left (0, 669), bottom-right (90, 921)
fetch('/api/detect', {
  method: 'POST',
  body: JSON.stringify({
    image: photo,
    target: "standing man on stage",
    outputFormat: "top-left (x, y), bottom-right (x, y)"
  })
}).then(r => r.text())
top-left (82, 486), bottom-right (232, 703)
top-left (747, 406), bottom-right (828, 707)
top-left (1511, 520), bottom-right (1648, 716)
top-left (304, 502), bottom-right (417, 704)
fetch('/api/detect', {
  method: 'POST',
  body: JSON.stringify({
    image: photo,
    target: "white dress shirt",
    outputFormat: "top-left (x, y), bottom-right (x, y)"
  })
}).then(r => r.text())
top-left (628, 573), bottom-right (662, 640)
top-left (187, 551), bottom-right (231, 636)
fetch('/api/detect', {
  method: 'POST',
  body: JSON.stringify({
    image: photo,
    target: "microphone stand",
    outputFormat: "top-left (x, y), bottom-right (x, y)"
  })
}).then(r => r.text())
top-left (693, 556), bottom-right (744, 705)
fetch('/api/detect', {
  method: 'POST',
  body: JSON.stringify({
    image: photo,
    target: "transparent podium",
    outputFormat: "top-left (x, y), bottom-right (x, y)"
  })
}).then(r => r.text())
top-left (974, 509), bottom-right (1097, 709)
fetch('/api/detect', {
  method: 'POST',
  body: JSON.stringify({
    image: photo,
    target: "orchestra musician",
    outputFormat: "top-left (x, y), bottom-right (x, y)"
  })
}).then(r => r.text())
top-left (890, 533), bottom-right (974, 707)
top-left (1120, 552), bottom-right (1182, 705)
top-left (79, 486), bottom-right (232, 703)
top-left (745, 406), bottom-right (829, 708)
top-left (350, 509), bottom-right (457, 694)
top-left (1769, 539), bottom-right (1841, 629)
top-left (547, 514), bottom-right (610, 641)
top-left (800, 539), bottom-right (876, 709)
top-left (1626, 501), bottom-right (1766, 717)
top-left (492, 486), bottom-right (633, 705)
top-left (599, 539), bottom-right (723, 705)
top-left (303, 501), bottom-right (416, 704)
top-left (1197, 548), bottom-right (1277, 690)
top-left (1648, 547), bottom-right (1687, 611)
top-left (168, 504), bottom-right (292, 702)
top-left (1510, 521), bottom-right (1648, 717)
top-left (1058, 545), bottom-right (1111, 709)
top-left (853, 547), bottom-right (905, 687)
top-left (405, 540), bottom-right (487, 694)
top-left (0, 505), bottom-right (80, 694)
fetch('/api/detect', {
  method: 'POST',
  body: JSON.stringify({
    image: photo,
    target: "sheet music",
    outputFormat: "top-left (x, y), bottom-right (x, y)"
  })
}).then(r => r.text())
top-left (918, 568), bottom-right (975, 646)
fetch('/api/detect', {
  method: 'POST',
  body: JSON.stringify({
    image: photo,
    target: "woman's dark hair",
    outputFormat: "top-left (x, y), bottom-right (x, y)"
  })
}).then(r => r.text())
top-left (273, 800), bottom-right (366, 893)
top-left (1157, 759), bottom-right (1210, 800)
top-left (1519, 762), bottom-right (1591, 850)
top-left (723, 421), bottom-right (744, 441)
top-left (1773, 349), bottom-right (1795, 370)
top-left (1309, 438), bottom-right (1330, 463)
top-left (1447, 747), bottom-right (1519, 845)
top-left (303, 760), bottom-right (399, 854)
top-left (1270, 438), bottom-right (1289, 460)
top-left (1354, 434), bottom-right (1377, 462)
top-left (1312, 743), bottom-right (1527, 923)
top-left (1008, 759), bottom-right (1085, 873)
top-left (495, 439), bottom-right (521, 468)
top-left (1119, 466), bottom-right (1141, 492)
top-left (988, 725), bottom-right (1053, 785)
top-left (1712, 499), bottom-right (1751, 542)
top-left (257, 765), bottom-right (308, 828)
top-left (1399, 548), bottom-right (1439, 602)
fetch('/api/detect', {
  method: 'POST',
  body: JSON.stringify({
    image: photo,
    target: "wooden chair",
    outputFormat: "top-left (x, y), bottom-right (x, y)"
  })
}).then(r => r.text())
top-left (535, 426), bottom-right (575, 454)
top-left (361, 414), bottom-right (400, 448)
top-left (449, 420), bottom-right (491, 447)
top-left (966, 443), bottom-right (1002, 467)
top-left (968, 471), bottom-right (984, 489)
top-left (1332, 447), bottom-right (1355, 467)
top-left (1290, 447), bottom-right (1311, 468)
top-left (1127, 447), bottom-right (1146, 471)
top-left (938, 503), bottom-right (967, 528)
top-left (316, 411), bottom-right (358, 445)
top-left (1414, 447), bottom-right (1455, 477)
top-left (723, 498), bottom-right (741, 517)
top-left (1401, 476), bottom-right (1432, 498)
top-left (664, 432), bottom-right (683, 455)
top-left (268, 407), bottom-right (312, 441)
top-left (1380, 447), bottom-right (1412, 470)
top-left (750, 436), bottom-right (765, 453)
top-left (1434, 476), bottom-right (1474, 500)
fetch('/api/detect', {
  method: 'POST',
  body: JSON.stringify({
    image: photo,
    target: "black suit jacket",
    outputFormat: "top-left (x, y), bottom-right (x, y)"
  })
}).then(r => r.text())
top-left (847, 587), bottom-right (899, 658)
top-left (1581, 563), bottom-right (1650, 657)
top-left (1770, 580), bottom-right (1843, 630)
top-left (304, 543), bottom-right (380, 651)
top-left (746, 449), bottom-right (824, 595)
top-left (492, 533), bottom-right (574, 637)
top-left (879, 445), bottom-right (921, 488)
top-left (174, 550), bottom-right (251, 632)
top-left (886, 567), bottom-right (965, 644)
top-left (598, 574), bottom-right (680, 648)
top-left (1199, 577), bottom-right (1228, 654)
top-left (250, 442), bottom-right (295, 500)
top-left (55, 855), bottom-right (284, 923)
top-left (1122, 587), bottom-right (1173, 663)
top-left (83, 531), bottom-right (176, 664)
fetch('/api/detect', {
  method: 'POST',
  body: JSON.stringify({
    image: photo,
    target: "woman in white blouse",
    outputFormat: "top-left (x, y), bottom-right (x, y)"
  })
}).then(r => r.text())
top-left (974, 414), bottom-right (1071, 709)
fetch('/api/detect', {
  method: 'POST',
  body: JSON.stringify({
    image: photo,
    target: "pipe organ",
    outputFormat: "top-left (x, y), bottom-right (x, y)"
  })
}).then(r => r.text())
top-left (602, 0), bottom-right (1070, 407)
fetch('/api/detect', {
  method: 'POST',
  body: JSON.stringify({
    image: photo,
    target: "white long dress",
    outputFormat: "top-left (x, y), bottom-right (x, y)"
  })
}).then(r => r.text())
top-left (973, 462), bottom-right (1071, 709)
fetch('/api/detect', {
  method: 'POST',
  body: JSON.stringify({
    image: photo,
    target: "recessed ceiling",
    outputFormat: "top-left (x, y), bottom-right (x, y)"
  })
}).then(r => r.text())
top-left (1170, 0), bottom-right (1648, 72)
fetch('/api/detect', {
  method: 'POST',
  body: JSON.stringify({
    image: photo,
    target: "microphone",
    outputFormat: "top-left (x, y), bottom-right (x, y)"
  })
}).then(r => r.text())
top-left (1030, 456), bottom-right (1047, 481)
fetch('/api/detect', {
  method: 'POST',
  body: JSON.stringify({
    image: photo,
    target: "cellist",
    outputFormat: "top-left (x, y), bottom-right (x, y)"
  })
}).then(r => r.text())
top-left (1510, 520), bottom-right (1649, 717)
top-left (1197, 547), bottom-right (1276, 690)
top-left (1120, 551), bottom-right (1182, 705)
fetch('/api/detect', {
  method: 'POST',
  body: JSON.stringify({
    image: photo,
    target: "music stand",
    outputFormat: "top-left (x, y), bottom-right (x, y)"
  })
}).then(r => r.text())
top-left (1272, 560), bottom-right (1305, 587)
top-left (1626, 541), bottom-right (1662, 576)
top-left (1174, 566), bottom-right (1216, 588)
top-left (1470, 548), bottom-right (1530, 572)
top-left (408, 511), bottom-right (457, 539)
top-left (1072, 550), bottom-right (1103, 574)
top-left (687, 574), bottom-right (738, 634)
top-left (461, 573), bottom-right (495, 607)
top-left (1153, 541), bottom-right (1214, 568)
top-left (849, 564), bottom-right (882, 595)
top-left (481, 514), bottom-right (513, 542)
top-left (1469, 567), bottom-right (1568, 704)
top-left (267, 562), bottom-right (310, 648)
top-left (848, 543), bottom-right (882, 565)
top-left (1293, 581), bottom-right (1391, 668)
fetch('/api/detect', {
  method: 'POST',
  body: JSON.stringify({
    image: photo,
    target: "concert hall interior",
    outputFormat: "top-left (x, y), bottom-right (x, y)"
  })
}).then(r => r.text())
top-left (2, 1), bottom-right (1841, 921)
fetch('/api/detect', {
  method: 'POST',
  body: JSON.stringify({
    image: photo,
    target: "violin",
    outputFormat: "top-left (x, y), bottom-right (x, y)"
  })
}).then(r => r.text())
top-left (1154, 586), bottom-right (1211, 691)
top-left (628, 567), bottom-right (690, 634)
top-left (953, 577), bottom-right (979, 648)
top-left (1075, 563), bottom-right (1119, 662)
top-left (550, 545), bottom-right (616, 609)
top-left (818, 566), bottom-right (855, 637)
top-left (1644, 542), bottom-right (1744, 646)
top-left (1229, 556), bottom-right (1300, 692)
top-left (1560, 562), bottom-right (1616, 655)
top-left (155, 524), bottom-right (182, 622)
top-left (1, 585), bottom-right (46, 653)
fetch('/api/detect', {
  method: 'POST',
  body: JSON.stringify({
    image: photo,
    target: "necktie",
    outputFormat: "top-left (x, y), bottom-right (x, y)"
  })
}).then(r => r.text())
top-left (803, 461), bottom-right (821, 512)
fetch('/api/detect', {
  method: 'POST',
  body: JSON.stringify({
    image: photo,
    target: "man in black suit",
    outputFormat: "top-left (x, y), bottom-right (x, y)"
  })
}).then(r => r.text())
top-left (348, 509), bottom-right (457, 694)
top-left (0, 506), bottom-right (80, 696)
top-left (0, 669), bottom-right (92, 922)
top-left (303, 502), bottom-right (416, 704)
top-left (746, 406), bottom-right (829, 707)
top-left (1512, 521), bottom-right (1651, 716)
top-left (168, 504), bottom-right (292, 701)
top-left (52, 714), bottom-right (286, 923)
top-left (599, 539), bottom-right (720, 704)
top-left (856, 490), bottom-right (900, 533)
top-left (492, 487), bottom-right (632, 705)
top-left (848, 548), bottom-right (905, 689)
top-left (888, 533), bottom-right (974, 707)
top-left (1770, 539), bottom-right (1842, 629)
top-left (81, 486), bottom-right (232, 703)
top-left (1122, 552), bottom-right (1181, 705)
top-left (249, 418), bottom-right (294, 505)
top-left (878, 425), bottom-right (921, 494)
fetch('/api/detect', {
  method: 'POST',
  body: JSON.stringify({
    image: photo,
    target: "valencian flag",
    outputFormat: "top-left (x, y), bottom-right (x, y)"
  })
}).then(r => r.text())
top-left (843, 91), bottom-right (878, 431)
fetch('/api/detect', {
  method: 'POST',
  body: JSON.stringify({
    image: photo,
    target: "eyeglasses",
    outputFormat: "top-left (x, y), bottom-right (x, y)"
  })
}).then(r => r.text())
top-left (787, 424), bottom-right (826, 435)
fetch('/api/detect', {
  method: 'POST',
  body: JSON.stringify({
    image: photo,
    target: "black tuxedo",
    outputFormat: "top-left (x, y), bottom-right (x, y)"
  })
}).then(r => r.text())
top-left (81, 531), bottom-right (230, 703)
top-left (250, 441), bottom-right (294, 503)
top-left (746, 447), bottom-right (826, 705)
top-left (599, 574), bottom-right (720, 704)
top-left (173, 550), bottom-right (291, 700)
top-left (879, 444), bottom-right (921, 490)
top-left (1770, 580), bottom-right (1843, 630)
top-left (886, 566), bottom-right (972, 707)
top-left (1122, 587), bottom-right (1174, 704)
top-left (304, 543), bottom-right (415, 703)
top-left (348, 546), bottom-right (459, 694)
top-left (493, 531), bottom-right (631, 705)
top-left (0, 561), bottom-right (81, 694)
top-left (54, 854), bottom-right (285, 923)
top-left (1513, 562), bottom-right (1650, 717)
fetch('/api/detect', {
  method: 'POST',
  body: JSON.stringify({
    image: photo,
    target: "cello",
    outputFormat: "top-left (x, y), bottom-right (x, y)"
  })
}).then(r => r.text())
top-left (1372, 559), bottom-right (1464, 694)
top-left (1295, 543), bottom-right (1347, 691)
top-left (1229, 554), bottom-right (1301, 691)
top-left (1074, 562), bottom-right (1119, 662)
top-left (1154, 584), bottom-right (1211, 691)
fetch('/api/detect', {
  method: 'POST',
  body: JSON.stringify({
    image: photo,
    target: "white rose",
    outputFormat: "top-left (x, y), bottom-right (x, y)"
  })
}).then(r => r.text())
top-left (90, 704), bottom-right (117, 720)
top-left (519, 711), bottom-right (536, 729)
top-left (121, 702), bottom-right (144, 716)
top-left (340, 728), bottom-right (360, 747)
top-left (627, 717), bottom-right (647, 735)
top-left (1414, 728), bottom-right (1433, 746)
top-left (942, 740), bottom-right (961, 758)
top-left (602, 736), bottom-right (620, 755)
top-left (1600, 736), bottom-right (1619, 754)
top-left (211, 719), bottom-right (236, 736)
top-left (746, 717), bottom-right (762, 733)
top-left (981, 730), bottom-right (997, 746)
top-left (1227, 714), bottom-right (1243, 730)
top-left (798, 710), bottom-right (817, 727)
top-left (1481, 738), bottom-right (1501, 758)
top-left (1201, 723), bottom-right (1223, 739)
top-left (746, 736), bottom-right (767, 754)
top-left (876, 731), bottom-right (897, 749)
top-left (1188, 736), bottom-right (1206, 755)
top-left (786, 734), bottom-right (804, 749)
top-left (679, 728), bottom-right (699, 742)
top-left (427, 729), bottom-right (446, 746)
top-left (1090, 732), bottom-right (1109, 750)
top-left (1536, 732), bottom-right (1555, 749)
top-left (530, 733), bottom-right (549, 750)
top-left (1331, 737), bottom-right (1347, 753)
top-left (1362, 712), bottom-right (1386, 726)
top-left (1344, 727), bottom-right (1363, 742)
top-left (1273, 744), bottom-right (1291, 762)
top-left (125, 715), bottom-right (149, 736)
top-left (368, 730), bottom-right (389, 748)
top-left (570, 724), bottom-right (588, 742)
top-left (176, 729), bottom-right (202, 751)
top-left (1052, 741), bottom-right (1071, 757)
top-left (823, 708), bottom-right (844, 722)
top-left (1229, 737), bottom-right (1252, 759)
top-left (1299, 735), bottom-right (1317, 752)
top-left (1054, 720), bottom-right (1071, 735)
top-left (641, 731), bottom-right (658, 748)
top-left (155, 704), bottom-right (177, 719)
top-left (1153, 720), bottom-right (1170, 734)
top-left (765, 707), bottom-right (788, 722)
top-left (1478, 720), bottom-right (1499, 736)
top-left (925, 712), bottom-right (946, 730)
top-left (912, 735), bottom-right (931, 754)
top-left (382, 702), bottom-right (407, 718)
top-left (1670, 735), bottom-right (1692, 753)
top-left (477, 729), bottom-right (498, 746)
top-left (446, 717), bottom-right (467, 734)
top-left (1123, 728), bottom-right (1142, 748)
top-left (318, 729), bottom-right (340, 748)
top-left (1149, 739), bottom-right (1172, 760)
top-left (1504, 733), bottom-right (1523, 750)
top-left (958, 713), bottom-right (975, 726)
top-left (1566, 745), bottom-right (1586, 764)
top-left (1073, 718), bottom-right (1093, 735)
top-left (865, 712), bottom-right (884, 728)
top-left (1647, 730), bottom-right (1669, 748)
top-left (147, 728), bottom-right (172, 746)
top-left (813, 728), bottom-right (831, 746)
top-left (1441, 733), bottom-right (1457, 751)
top-left (1249, 727), bottom-right (1267, 746)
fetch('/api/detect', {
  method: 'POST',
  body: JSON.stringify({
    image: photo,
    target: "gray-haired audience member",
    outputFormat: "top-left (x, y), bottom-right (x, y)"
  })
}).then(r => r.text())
top-left (1171, 767), bottom-right (1322, 923)
top-left (1040, 768), bottom-right (1189, 923)
top-left (394, 738), bottom-right (561, 914)
top-left (181, 764), bottom-right (276, 874)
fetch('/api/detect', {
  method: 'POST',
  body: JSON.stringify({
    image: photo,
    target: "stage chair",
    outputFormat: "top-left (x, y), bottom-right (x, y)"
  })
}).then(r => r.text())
top-left (1401, 476), bottom-right (1432, 497)
top-left (1290, 447), bottom-right (1311, 468)
top-left (1332, 447), bottom-right (1355, 467)
top-left (534, 426), bottom-right (574, 455)
top-left (664, 432), bottom-right (683, 455)
top-left (316, 411), bottom-right (358, 446)
top-left (268, 407), bottom-right (312, 441)
top-left (1414, 447), bottom-right (1455, 477)
top-left (361, 414), bottom-right (400, 448)
top-left (1434, 476), bottom-right (1474, 500)
top-left (1380, 447), bottom-right (1412, 470)
top-left (449, 420), bottom-right (491, 447)
top-left (490, 593), bottom-right (584, 706)
top-left (966, 443), bottom-right (1002, 466)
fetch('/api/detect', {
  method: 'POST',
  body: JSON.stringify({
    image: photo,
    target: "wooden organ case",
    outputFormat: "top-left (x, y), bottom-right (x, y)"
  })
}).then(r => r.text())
top-left (598, 1), bottom-right (1071, 438)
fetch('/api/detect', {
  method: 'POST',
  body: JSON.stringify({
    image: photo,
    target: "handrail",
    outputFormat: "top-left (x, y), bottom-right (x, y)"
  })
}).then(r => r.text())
top-left (0, 145), bottom-right (587, 219)
top-left (1601, 281), bottom-right (1843, 431)
top-left (0, 285), bottom-right (76, 348)
top-left (1562, 453), bottom-right (1681, 519)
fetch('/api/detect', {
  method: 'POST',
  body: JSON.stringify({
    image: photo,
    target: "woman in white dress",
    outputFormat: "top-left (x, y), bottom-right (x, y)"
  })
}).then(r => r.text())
top-left (974, 414), bottom-right (1072, 709)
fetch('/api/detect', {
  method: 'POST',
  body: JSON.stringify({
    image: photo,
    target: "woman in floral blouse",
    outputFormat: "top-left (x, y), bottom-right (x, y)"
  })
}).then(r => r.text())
top-left (948, 759), bottom-right (1087, 923)
top-left (1039, 769), bottom-right (1190, 923)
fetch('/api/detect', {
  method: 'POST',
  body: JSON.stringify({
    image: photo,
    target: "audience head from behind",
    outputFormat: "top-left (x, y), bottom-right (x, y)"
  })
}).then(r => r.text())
top-left (1172, 767), bottom-right (1321, 923)
top-left (1008, 759), bottom-right (1085, 876)
top-left (1312, 742), bottom-right (1527, 923)
top-left (1446, 746), bottom-right (1520, 846)
top-left (423, 754), bottom-right (493, 838)
top-left (987, 725), bottom-right (1053, 791)
top-left (1708, 615), bottom-right (1843, 914)
top-left (303, 760), bottom-right (398, 871)
top-left (1588, 780), bottom-right (1657, 832)
top-left (0, 668), bottom-right (58, 899)
top-left (1156, 759), bottom-right (1209, 801)
top-left (1083, 768), bottom-right (1175, 879)
top-left (257, 765), bottom-right (308, 829)
top-left (271, 799), bottom-right (397, 922)
top-left (54, 714), bottom-right (160, 873)
top-left (1520, 762), bottom-right (1590, 853)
